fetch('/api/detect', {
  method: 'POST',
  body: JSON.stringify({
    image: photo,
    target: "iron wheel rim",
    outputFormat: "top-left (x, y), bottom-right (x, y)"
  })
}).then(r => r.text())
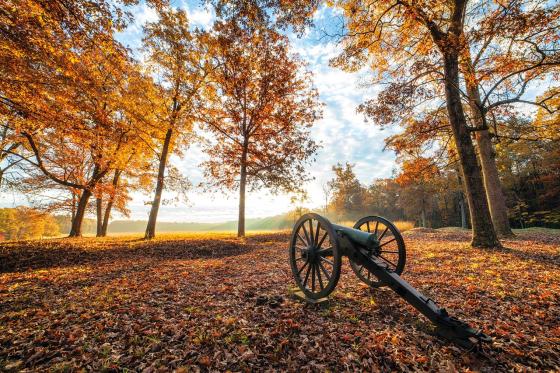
top-left (349, 215), bottom-right (406, 288)
top-left (289, 213), bottom-right (341, 299)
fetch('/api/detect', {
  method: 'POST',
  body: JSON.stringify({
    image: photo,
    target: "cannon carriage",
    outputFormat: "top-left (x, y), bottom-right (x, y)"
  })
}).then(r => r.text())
top-left (288, 213), bottom-right (491, 350)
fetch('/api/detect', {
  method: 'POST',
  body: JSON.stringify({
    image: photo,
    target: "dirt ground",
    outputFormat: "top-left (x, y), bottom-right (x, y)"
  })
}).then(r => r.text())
top-left (0, 229), bottom-right (559, 371)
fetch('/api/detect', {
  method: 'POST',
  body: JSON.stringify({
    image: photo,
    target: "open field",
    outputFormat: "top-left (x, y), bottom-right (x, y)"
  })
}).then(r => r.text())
top-left (0, 230), bottom-right (559, 371)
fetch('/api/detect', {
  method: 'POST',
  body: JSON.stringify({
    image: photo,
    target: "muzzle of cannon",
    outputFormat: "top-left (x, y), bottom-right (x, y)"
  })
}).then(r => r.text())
top-left (288, 213), bottom-right (491, 350)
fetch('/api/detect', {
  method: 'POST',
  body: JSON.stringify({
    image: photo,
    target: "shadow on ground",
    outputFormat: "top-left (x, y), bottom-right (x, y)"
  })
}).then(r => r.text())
top-left (0, 237), bottom-right (253, 273)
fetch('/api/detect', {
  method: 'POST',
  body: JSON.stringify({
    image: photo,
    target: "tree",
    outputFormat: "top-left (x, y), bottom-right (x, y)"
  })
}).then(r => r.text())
top-left (0, 0), bottom-right (153, 237)
top-left (457, 2), bottom-right (560, 237)
top-left (17, 39), bottom-right (139, 237)
top-left (93, 72), bottom-right (158, 237)
top-left (367, 179), bottom-right (404, 221)
top-left (321, 181), bottom-right (333, 214)
top-left (395, 158), bottom-right (440, 228)
top-left (495, 114), bottom-right (560, 228)
top-left (0, 207), bottom-right (60, 240)
top-left (142, 7), bottom-right (207, 239)
top-left (335, 1), bottom-right (505, 247)
top-left (201, 21), bottom-right (321, 237)
top-left (327, 163), bottom-right (366, 220)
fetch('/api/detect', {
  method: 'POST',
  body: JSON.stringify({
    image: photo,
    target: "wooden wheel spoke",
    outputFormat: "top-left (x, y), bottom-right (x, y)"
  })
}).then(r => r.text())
top-left (295, 245), bottom-right (307, 252)
top-left (297, 233), bottom-right (307, 247)
top-left (374, 221), bottom-right (379, 236)
top-left (366, 221), bottom-right (370, 232)
top-left (381, 250), bottom-right (399, 254)
top-left (303, 263), bottom-right (312, 286)
top-left (320, 256), bottom-right (333, 266)
top-left (317, 231), bottom-right (328, 248)
top-left (379, 237), bottom-right (396, 247)
top-left (378, 226), bottom-right (389, 241)
top-left (317, 246), bottom-right (332, 255)
top-left (318, 261), bottom-right (331, 281)
top-left (302, 224), bottom-right (311, 246)
top-left (315, 263), bottom-right (324, 290)
top-left (311, 264), bottom-right (316, 291)
top-left (308, 220), bottom-right (314, 245)
top-left (314, 222), bottom-right (321, 246)
top-left (297, 261), bottom-right (308, 276)
top-left (378, 254), bottom-right (397, 268)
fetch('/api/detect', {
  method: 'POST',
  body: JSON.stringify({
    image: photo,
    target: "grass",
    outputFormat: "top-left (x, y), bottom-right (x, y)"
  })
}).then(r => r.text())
top-left (393, 221), bottom-right (415, 232)
top-left (336, 220), bottom-right (415, 232)
top-left (512, 227), bottom-right (560, 235)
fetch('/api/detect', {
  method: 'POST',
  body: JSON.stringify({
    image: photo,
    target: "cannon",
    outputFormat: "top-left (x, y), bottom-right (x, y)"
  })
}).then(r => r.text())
top-left (288, 213), bottom-right (491, 349)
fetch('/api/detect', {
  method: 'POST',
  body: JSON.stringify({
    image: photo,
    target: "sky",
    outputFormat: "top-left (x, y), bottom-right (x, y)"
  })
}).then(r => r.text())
top-left (108, 1), bottom-right (398, 223)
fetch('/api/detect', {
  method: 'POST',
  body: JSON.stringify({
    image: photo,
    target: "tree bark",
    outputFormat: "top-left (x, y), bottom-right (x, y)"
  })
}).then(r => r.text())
top-left (100, 170), bottom-right (121, 237)
top-left (461, 53), bottom-right (514, 237)
top-left (145, 128), bottom-right (173, 239)
top-left (69, 189), bottom-right (92, 237)
top-left (459, 194), bottom-right (467, 229)
top-left (475, 130), bottom-right (513, 236)
top-left (71, 191), bottom-right (77, 222)
top-left (96, 197), bottom-right (103, 237)
top-left (442, 52), bottom-right (500, 247)
top-left (238, 145), bottom-right (248, 238)
top-left (101, 200), bottom-right (113, 237)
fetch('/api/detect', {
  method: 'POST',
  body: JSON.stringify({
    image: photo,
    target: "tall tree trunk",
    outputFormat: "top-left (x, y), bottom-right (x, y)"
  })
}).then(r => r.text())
top-left (145, 128), bottom-right (173, 239)
top-left (96, 197), bottom-right (103, 237)
top-left (101, 200), bottom-right (113, 237)
top-left (442, 52), bottom-right (500, 248)
top-left (238, 146), bottom-right (248, 238)
top-left (459, 194), bottom-right (467, 229)
top-left (475, 131), bottom-right (513, 236)
top-left (461, 53), bottom-right (514, 237)
top-left (71, 191), bottom-right (77, 222)
top-left (101, 170), bottom-right (121, 237)
top-left (69, 189), bottom-right (92, 237)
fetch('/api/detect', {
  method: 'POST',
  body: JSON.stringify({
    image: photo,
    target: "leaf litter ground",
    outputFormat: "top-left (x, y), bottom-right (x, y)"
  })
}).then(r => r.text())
top-left (0, 230), bottom-right (559, 371)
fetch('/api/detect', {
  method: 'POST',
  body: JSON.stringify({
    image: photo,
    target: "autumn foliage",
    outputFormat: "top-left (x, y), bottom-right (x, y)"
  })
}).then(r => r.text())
top-left (201, 20), bottom-right (320, 237)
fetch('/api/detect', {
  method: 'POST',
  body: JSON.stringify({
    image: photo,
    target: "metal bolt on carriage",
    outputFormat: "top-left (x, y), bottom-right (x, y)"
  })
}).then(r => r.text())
top-left (288, 213), bottom-right (491, 349)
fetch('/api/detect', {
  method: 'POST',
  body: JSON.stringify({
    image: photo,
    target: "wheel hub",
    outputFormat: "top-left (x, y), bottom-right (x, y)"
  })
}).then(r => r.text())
top-left (302, 246), bottom-right (320, 263)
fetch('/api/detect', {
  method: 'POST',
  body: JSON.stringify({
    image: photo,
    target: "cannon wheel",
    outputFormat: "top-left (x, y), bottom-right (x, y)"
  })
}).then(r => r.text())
top-left (349, 216), bottom-right (406, 288)
top-left (289, 213), bottom-right (342, 299)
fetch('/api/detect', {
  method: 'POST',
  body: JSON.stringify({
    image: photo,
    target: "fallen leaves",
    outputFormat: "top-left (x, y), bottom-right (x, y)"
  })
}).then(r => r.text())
top-left (0, 230), bottom-right (558, 371)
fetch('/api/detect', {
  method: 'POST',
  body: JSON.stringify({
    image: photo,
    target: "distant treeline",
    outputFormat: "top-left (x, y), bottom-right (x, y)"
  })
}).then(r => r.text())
top-left (52, 214), bottom-right (296, 235)
top-left (0, 208), bottom-right (60, 240)
top-left (322, 161), bottom-right (560, 230)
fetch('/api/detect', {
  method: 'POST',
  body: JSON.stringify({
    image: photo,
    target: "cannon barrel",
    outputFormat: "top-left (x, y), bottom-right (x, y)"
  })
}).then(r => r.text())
top-left (331, 224), bottom-right (379, 251)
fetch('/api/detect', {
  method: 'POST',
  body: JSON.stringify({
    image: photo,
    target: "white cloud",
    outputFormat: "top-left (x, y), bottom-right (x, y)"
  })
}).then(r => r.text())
top-left (187, 7), bottom-right (215, 29)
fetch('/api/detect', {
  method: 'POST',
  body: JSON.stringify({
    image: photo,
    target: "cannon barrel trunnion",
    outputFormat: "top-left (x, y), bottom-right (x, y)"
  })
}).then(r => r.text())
top-left (288, 213), bottom-right (491, 350)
